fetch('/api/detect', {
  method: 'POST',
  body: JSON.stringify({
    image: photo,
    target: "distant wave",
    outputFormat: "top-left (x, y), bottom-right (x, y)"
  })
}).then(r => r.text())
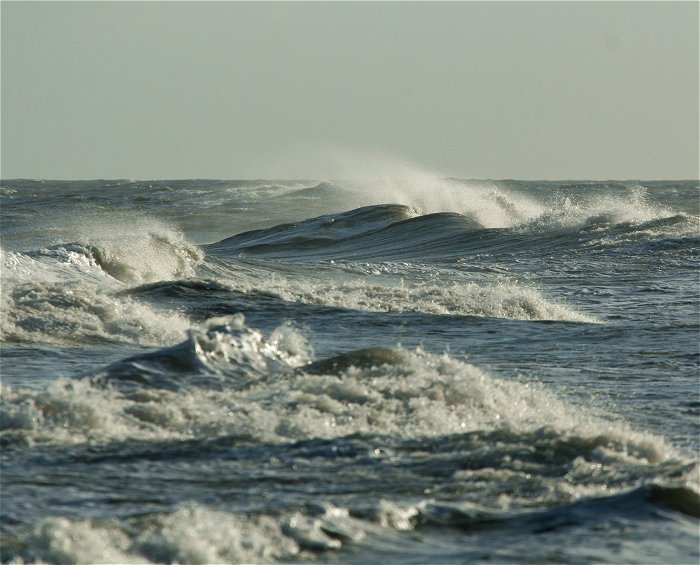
top-left (206, 203), bottom-right (697, 262)
top-left (276, 180), bottom-right (344, 199)
top-left (206, 204), bottom-right (491, 261)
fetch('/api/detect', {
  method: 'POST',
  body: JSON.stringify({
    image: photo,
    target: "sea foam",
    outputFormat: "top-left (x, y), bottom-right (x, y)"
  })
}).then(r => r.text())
top-left (209, 271), bottom-right (598, 323)
top-left (0, 220), bottom-right (201, 345)
top-left (1, 317), bottom-right (672, 467)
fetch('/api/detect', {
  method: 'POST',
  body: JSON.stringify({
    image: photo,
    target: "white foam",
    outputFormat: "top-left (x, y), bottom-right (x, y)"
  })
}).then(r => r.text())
top-left (342, 174), bottom-right (545, 228)
top-left (72, 217), bottom-right (204, 284)
top-left (17, 500), bottom-right (416, 565)
top-left (261, 150), bottom-right (548, 227)
top-left (4, 213), bottom-right (204, 285)
top-left (345, 174), bottom-right (680, 237)
top-left (24, 517), bottom-right (142, 565)
top-left (1, 232), bottom-right (198, 346)
top-left (19, 504), bottom-right (300, 565)
top-left (182, 314), bottom-right (311, 380)
top-left (296, 164), bottom-right (682, 235)
top-left (2, 321), bottom-right (686, 537)
top-left (518, 184), bottom-right (677, 232)
top-left (131, 505), bottom-right (299, 564)
top-left (0, 279), bottom-right (192, 346)
top-left (593, 212), bottom-right (700, 250)
top-left (1, 246), bottom-right (107, 286)
top-left (1, 330), bottom-right (673, 472)
top-left (219, 272), bottom-right (597, 323)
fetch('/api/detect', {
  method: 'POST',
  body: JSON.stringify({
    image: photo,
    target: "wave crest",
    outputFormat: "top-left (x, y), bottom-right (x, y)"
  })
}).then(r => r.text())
top-left (100, 314), bottom-right (311, 391)
top-left (211, 275), bottom-right (597, 323)
top-left (0, 325), bottom-right (671, 464)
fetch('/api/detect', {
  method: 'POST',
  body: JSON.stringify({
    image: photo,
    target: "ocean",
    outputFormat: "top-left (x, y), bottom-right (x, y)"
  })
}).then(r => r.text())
top-left (0, 177), bottom-right (698, 564)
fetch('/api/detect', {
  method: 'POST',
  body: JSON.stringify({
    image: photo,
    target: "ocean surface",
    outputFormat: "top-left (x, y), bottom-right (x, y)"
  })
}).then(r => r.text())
top-left (0, 177), bottom-right (698, 564)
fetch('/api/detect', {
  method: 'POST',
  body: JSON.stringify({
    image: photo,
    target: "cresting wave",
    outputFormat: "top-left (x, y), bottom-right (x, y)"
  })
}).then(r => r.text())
top-left (206, 198), bottom-right (695, 262)
top-left (278, 179), bottom-right (686, 232)
top-left (0, 220), bottom-right (201, 345)
top-left (3, 187), bottom-right (690, 342)
top-left (2, 213), bottom-right (203, 284)
top-left (0, 315), bottom-right (677, 458)
top-left (0, 280), bottom-right (191, 346)
top-left (201, 275), bottom-right (599, 323)
top-left (200, 205), bottom-right (600, 323)
top-left (34, 221), bottom-right (204, 284)
top-left (279, 175), bottom-right (547, 228)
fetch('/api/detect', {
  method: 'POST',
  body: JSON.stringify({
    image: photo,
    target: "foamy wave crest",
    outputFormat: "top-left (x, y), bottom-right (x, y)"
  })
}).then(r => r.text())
top-left (16, 216), bottom-right (204, 284)
top-left (10, 500), bottom-right (402, 564)
top-left (334, 166), bottom-right (677, 235)
top-left (1, 245), bottom-right (107, 286)
top-left (3, 207), bottom-right (204, 285)
top-left (3, 318), bottom-right (691, 539)
top-left (590, 212), bottom-right (700, 251)
top-left (0, 279), bottom-right (192, 346)
top-left (519, 184), bottom-right (677, 232)
top-left (343, 177), bottom-right (545, 229)
top-left (1, 326), bottom-right (671, 468)
top-left (0, 317), bottom-right (310, 446)
top-left (103, 314), bottom-right (312, 391)
top-left (286, 155), bottom-right (545, 227)
top-left (224, 275), bottom-right (597, 323)
top-left (14, 504), bottom-right (301, 564)
top-left (0, 230), bottom-right (200, 345)
top-left (83, 226), bottom-right (203, 284)
top-left (334, 177), bottom-right (685, 237)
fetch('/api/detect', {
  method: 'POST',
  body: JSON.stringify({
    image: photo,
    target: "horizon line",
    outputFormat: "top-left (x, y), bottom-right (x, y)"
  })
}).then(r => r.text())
top-left (2, 177), bottom-right (698, 183)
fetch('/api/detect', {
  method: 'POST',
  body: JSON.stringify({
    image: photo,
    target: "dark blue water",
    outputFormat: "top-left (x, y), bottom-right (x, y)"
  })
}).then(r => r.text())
top-left (1, 178), bottom-right (698, 563)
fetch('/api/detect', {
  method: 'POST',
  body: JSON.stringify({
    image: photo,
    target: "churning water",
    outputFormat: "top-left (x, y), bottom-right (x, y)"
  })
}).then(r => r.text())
top-left (1, 177), bottom-right (698, 563)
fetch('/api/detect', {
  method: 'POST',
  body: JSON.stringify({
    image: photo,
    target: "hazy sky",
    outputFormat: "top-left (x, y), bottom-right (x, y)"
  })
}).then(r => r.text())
top-left (1, 1), bottom-right (698, 180)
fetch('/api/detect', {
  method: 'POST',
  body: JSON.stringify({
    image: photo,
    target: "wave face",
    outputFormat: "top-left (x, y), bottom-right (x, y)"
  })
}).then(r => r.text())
top-left (1, 178), bottom-right (698, 564)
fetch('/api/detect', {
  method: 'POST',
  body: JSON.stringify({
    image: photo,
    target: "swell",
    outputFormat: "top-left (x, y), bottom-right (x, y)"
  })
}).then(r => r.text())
top-left (206, 204), bottom-right (498, 261)
top-left (206, 204), bottom-right (698, 263)
top-left (206, 204), bottom-right (419, 257)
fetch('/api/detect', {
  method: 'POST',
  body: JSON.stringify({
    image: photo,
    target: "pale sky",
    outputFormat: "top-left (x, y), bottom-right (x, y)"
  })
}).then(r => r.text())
top-left (1, 1), bottom-right (698, 180)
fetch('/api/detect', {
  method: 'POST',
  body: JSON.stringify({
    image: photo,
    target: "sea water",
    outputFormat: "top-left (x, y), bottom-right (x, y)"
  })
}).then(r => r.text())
top-left (0, 177), bottom-right (698, 563)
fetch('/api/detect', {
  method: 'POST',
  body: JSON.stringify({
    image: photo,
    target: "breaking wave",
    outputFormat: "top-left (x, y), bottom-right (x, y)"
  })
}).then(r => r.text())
top-left (0, 225), bottom-right (200, 345)
top-left (218, 276), bottom-right (597, 323)
top-left (206, 197), bottom-right (696, 262)
top-left (0, 316), bottom-right (675, 462)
